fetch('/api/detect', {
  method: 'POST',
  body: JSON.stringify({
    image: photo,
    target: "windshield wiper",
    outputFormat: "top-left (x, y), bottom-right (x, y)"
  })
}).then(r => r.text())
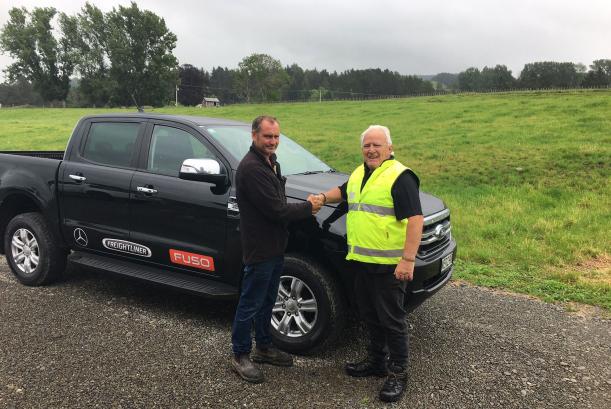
top-left (292, 170), bottom-right (325, 175)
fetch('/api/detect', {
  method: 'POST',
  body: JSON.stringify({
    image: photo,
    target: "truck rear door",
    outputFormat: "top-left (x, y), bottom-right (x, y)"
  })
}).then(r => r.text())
top-left (59, 118), bottom-right (146, 255)
top-left (128, 121), bottom-right (230, 279)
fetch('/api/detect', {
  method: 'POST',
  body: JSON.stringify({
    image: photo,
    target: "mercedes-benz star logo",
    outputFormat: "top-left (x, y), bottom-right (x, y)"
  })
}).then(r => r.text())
top-left (74, 228), bottom-right (88, 247)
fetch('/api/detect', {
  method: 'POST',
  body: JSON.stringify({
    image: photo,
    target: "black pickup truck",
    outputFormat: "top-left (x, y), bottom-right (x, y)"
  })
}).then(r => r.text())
top-left (0, 113), bottom-right (456, 352)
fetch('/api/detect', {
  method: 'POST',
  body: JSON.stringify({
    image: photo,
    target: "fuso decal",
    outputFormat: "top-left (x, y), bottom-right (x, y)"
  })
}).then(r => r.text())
top-left (169, 249), bottom-right (215, 272)
top-left (102, 239), bottom-right (152, 257)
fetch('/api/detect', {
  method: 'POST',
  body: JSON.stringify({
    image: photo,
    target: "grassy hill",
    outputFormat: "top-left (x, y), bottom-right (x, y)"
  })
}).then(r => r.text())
top-left (1, 90), bottom-right (609, 309)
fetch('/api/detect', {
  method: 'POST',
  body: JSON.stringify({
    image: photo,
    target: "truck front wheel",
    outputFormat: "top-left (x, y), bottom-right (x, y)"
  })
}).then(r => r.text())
top-left (4, 212), bottom-right (66, 286)
top-left (270, 254), bottom-right (346, 354)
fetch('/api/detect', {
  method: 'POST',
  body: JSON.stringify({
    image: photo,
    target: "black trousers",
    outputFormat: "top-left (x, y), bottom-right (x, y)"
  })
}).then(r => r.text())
top-left (353, 267), bottom-right (409, 367)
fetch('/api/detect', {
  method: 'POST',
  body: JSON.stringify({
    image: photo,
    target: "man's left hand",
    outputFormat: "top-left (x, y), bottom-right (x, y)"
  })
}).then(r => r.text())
top-left (394, 259), bottom-right (414, 281)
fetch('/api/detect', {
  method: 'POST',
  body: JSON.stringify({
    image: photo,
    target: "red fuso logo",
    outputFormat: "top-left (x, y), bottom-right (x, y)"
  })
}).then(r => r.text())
top-left (169, 249), bottom-right (215, 272)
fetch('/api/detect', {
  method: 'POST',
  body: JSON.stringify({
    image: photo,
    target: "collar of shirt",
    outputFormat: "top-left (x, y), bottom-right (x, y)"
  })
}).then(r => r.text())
top-left (363, 155), bottom-right (395, 177)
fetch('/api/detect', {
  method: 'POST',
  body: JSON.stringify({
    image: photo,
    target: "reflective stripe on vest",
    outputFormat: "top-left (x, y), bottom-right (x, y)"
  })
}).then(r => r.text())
top-left (345, 159), bottom-right (410, 265)
top-left (347, 203), bottom-right (395, 216)
top-left (351, 246), bottom-right (404, 258)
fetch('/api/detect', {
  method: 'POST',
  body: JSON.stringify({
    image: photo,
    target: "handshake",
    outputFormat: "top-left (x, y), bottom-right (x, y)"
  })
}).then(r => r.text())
top-left (306, 193), bottom-right (326, 214)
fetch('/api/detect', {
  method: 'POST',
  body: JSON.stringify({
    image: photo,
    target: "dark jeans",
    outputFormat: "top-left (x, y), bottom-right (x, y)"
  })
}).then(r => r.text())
top-left (231, 255), bottom-right (284, 356)
top-left (354, 268), bottom-right (409, 367)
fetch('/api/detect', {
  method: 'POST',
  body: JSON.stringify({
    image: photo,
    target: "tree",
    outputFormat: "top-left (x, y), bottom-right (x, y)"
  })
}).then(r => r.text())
top-left (480, 65), bottom-right (515, 90)
top-left (210, 66), bottom-right (239, 104)
top-left (105, 2), bottom-right (178, 107)
top-left (59, 3), bottom-right (113, 107)
top-left (178, 64), bottom-right (209, 106)
top-left (582, 59), bottom-right (611, 87)
top-left (284, 63), bottom-right (307, 101)
top-left (0, 78), bottom-right (44, 106)
top-left (0, 7), bottom-right (75, 103)
top-left (457, 67), bottom-right (481, 91)
top-left (518, 62), bottom-right (579, 89)
top-left (235, 53), bottom-right (288, 102)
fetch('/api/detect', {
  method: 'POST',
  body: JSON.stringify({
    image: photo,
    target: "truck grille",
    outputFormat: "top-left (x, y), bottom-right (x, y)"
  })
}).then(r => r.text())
top-left (418, 209), bottom-right (452, 260)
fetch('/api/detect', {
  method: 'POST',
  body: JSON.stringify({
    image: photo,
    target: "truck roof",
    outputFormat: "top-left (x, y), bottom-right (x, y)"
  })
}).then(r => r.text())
top-left (81, 113), bottom-right (247, 127)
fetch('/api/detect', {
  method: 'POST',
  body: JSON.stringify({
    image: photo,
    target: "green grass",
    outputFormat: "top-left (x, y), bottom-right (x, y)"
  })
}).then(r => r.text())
top-left (1, 90), bottom-right (610, 309)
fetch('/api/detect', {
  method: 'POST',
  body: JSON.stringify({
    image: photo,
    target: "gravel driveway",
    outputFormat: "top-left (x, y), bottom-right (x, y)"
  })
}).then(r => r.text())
top-left (1, 258), bottom-right (609, 408)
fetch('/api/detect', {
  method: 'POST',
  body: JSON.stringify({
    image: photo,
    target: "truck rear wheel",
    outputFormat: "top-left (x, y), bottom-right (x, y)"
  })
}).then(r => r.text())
top-left (4, 212), bottom-right (66, 286)
top-left (270, 254), bottom-right (346, 354)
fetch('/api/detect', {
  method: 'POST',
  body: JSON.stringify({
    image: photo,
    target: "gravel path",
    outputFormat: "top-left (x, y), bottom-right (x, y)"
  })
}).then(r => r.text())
top-left (1, 258), bottom-right (609, 408)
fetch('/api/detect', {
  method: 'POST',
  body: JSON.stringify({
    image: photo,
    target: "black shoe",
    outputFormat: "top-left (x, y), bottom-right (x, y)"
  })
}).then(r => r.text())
top-left (379, 364), bottom-right (408, 402)
top-left (230, 354), bottom-right (264, 383)
top-left (345, 358), bottom-right (388, 378)
top-left (252, 346), bottom-right (293, 367)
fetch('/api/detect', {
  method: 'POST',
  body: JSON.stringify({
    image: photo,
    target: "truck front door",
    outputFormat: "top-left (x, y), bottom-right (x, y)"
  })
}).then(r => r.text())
top-left (129, 122), bottom-right (230, 279)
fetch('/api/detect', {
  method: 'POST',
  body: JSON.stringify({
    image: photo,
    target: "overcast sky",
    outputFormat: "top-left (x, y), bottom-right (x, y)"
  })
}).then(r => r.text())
top-left (1, 0), bottom-right (610, 79)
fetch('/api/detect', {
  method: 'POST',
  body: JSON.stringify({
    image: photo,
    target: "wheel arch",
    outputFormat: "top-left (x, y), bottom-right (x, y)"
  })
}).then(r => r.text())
top-left (0, 193), bottom-right (42, 255)
top-left (286, 224), bottom-right (353, 309)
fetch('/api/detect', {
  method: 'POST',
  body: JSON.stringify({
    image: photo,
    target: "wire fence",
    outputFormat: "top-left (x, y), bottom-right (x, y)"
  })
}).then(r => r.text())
top-left (1, 84), bottom-right (609, 108)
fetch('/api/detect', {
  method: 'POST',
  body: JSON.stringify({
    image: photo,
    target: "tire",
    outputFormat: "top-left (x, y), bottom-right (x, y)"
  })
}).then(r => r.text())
top-left (271, 254), bottom-right (347, 354)
top-left (4, 212), bottom-right (67, 286)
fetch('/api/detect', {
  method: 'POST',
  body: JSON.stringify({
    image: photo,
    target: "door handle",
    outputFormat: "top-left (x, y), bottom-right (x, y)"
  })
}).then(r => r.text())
top-left (137, 186), bottom-right (158, 194)
top-left (69, 174), bottom-right (86, 182)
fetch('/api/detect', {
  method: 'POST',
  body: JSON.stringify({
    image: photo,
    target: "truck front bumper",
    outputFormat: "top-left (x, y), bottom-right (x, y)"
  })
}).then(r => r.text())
top-left (406, 238), bottom-right (457, 311)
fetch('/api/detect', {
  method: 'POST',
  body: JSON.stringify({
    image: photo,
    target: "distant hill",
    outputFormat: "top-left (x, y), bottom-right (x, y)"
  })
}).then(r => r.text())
top-left (418, 75), bottom-right (436, 81)
top-left (431, 73), bottom-right (458, 88)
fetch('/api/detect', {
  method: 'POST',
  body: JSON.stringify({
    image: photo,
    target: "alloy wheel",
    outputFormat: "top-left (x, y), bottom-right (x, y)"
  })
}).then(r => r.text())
top-left (272, 275), bottom-right (318, 338)
top-left (11, 228), bottom-right (39, 274)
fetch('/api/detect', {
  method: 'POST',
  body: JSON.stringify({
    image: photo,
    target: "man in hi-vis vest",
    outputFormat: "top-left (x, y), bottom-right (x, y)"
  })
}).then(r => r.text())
top-left (316, 125), bottom-right (423, 403)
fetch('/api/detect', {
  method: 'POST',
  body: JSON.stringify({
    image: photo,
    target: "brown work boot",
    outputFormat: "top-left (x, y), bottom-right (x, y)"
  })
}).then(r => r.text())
top-left (251, 345), bottom-right (293, 367)
top-left (230, 354), bottom-right (264, 383)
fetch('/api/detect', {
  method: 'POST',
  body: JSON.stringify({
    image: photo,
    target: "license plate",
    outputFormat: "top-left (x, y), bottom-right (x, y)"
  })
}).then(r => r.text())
top-left (441, 253), bottom-right (453, 272)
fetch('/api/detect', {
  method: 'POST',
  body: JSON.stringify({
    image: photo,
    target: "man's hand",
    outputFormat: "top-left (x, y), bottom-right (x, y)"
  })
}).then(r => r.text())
top-left (394, 259), bottom-right (414, 281)
top-left (307, 194), bottom-right (324, 214)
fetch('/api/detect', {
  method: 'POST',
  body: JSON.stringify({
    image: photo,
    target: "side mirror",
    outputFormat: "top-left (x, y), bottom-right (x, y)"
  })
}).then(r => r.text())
top-left (179, 158), bottom-right (228, 187)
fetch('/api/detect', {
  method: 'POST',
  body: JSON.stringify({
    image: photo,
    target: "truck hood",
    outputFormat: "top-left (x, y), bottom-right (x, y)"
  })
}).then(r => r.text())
top-left (285, 172), bottom-right (446, 217)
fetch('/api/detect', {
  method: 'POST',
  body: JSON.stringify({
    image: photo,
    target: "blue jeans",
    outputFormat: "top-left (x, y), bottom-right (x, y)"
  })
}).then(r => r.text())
top-left (231, 255), bottom-right (284, 355)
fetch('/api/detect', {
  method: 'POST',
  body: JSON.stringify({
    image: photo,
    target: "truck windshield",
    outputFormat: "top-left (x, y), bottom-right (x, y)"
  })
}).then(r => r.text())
top-left (203, 126), bottom-right (332, 175)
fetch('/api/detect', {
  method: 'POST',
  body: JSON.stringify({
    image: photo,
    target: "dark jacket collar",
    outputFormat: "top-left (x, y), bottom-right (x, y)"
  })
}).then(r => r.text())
top-left (249, 143), bottom-right (282, 178)
top-left (249, 143), bottom-right (277, 168)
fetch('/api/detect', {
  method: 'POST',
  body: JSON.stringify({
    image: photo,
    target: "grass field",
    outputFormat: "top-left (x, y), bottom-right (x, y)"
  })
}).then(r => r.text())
top-left (1, 90), bottom-right (610, 310)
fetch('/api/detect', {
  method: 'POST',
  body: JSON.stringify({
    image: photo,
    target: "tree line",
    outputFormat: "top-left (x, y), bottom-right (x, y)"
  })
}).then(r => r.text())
top-left (177, 57), bottom-right (435, 106)
top-left (439, 60), bottom-right (611, 92)
top-left (1, 2), bottom-right (610, 107)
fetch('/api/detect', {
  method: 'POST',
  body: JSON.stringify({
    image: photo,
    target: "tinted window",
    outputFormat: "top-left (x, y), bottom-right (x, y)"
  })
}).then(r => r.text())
top-left (82, 122), bottom-right (140, 167)
top-left (148, 125), bottom-right (216, 177)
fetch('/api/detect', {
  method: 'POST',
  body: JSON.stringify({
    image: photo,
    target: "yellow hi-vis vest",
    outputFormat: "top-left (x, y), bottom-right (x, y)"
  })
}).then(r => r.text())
top-left (346, 159), bottom-right (409, 264)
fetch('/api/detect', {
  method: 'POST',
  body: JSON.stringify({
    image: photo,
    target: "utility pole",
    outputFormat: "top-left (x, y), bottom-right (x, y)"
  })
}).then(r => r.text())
top-left (319, 87), bottom-right (322, 103)
top-left (175, 85), bottom-right (178, 107)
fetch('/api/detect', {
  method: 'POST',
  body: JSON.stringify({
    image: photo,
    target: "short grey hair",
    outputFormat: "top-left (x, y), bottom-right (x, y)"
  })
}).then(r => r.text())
top-left (360, 125), bottom-right (392, 146)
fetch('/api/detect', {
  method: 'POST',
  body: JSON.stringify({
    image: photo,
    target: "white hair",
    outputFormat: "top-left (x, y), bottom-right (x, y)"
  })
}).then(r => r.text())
top-left (360, 125), bottom-right (392, 146)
